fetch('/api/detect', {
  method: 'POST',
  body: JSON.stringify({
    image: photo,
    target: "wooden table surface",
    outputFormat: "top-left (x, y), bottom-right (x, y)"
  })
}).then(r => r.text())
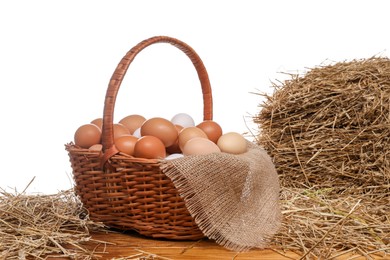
top-left (77, 231), bottom-right (299, 260)
top-left (50, 230), bottom-right (377, 260)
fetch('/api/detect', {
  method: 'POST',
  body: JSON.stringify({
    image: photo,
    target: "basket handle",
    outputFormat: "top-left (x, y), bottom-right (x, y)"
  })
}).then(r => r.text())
top-left (101, 36), bottom-right (213, 165)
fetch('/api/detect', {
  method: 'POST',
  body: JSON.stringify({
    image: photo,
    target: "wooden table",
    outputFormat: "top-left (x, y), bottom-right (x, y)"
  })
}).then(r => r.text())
top-left (57, 230), bottom-right (371, 260)
top-left (62, 230), bottom-right (297, 259)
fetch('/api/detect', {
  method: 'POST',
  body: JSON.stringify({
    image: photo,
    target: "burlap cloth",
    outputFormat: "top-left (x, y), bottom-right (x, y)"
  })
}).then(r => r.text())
top-left (160, 141), bottom-right (281, 251)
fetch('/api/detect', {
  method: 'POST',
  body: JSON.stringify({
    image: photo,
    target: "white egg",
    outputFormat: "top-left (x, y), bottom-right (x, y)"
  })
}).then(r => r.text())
top-left (171, 113), bottom-right (195, 128)
top-left (165, 153), bottom-right (184, 160)
top-left (133, 127), bottom-right (142, 138)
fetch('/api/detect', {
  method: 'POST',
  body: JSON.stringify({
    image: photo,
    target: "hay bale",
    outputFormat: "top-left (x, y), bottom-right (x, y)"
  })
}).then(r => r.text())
top-left (254, 57), bottom-right (390, 258)
top-left (0, 181), bottom-right (107, 259)
top-left (256, 57), bottom-right (390, 192)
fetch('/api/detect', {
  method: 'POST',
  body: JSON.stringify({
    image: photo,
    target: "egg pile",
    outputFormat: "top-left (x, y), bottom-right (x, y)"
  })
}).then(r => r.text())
top-left (73, 113), bottom-right (248, 160)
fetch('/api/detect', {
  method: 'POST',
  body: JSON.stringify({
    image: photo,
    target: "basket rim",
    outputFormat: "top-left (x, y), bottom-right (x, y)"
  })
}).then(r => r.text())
top-left (65, 142), bottom-right (161, 164)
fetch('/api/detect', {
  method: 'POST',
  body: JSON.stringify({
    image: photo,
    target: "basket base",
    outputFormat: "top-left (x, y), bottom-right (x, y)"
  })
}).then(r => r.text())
top-left (66, 144), bottom-right (204, 240)
top-left (93, 216), bottom-right (204, 241)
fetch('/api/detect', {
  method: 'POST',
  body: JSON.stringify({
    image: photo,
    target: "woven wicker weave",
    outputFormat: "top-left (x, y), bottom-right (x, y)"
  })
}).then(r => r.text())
top-left (66, 36), bottom-right (214, 240)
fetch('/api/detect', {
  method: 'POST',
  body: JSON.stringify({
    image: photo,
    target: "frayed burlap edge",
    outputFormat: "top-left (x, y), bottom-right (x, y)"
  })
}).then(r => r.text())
top-left (160, 141), bottom-right (282, 252)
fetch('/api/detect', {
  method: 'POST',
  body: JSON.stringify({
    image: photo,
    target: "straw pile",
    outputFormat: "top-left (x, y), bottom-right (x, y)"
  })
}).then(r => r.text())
top-left (254, 57), bottom-right (390, 259)
top-left (0, 179), bottom-right (107, 259)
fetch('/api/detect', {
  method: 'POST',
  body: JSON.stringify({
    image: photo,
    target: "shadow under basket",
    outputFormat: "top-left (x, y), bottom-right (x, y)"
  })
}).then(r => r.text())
top-left (65, 36), bottom-right (216, 240)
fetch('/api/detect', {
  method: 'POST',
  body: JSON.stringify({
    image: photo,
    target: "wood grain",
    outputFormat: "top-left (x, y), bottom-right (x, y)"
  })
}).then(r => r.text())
top-left (48, 230), bottom-right (379, 259)
top-left (48, 230), bottom-right (298, 259)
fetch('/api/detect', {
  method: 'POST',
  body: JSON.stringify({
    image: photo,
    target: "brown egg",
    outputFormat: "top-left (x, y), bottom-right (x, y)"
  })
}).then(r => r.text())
top-left (113, 123), bottom-right (131, 140)
top-left (89, 144), bottom-right (103, 151)
top-left (217, 132), bottom-right (247, 154)
top-left (134, 136), bottom-right (166, 159)
top-left (178, 126), bottom-right (208, 150)
top-left (140, 117), bottom-right (178, 147)
top-left (166, 124), bottom-right (184, 154)
top-left (74, 123), bottom-right (102, 148)
top-left (196, 120), bottom-right (223, 143)
top-left (119, 114), bottom-right (146, 134)
top-left (90, 118), bottom-right (103, 130)
top-left (182, 137), bottom-right (221, 156)
top-left (114, 135), bottom-right (138, 156)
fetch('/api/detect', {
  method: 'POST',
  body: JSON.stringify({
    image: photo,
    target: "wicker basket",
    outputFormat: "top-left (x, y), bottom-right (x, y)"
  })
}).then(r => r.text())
top-left (65, 36), bottom-right (214, 240)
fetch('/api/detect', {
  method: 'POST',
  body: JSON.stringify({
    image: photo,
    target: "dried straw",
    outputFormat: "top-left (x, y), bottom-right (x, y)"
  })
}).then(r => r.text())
top-left (254, 57), bottom-right (390, 259)
top-left (0, 178), bottom-right (107, 259)
top-left (112, 249), bottom-right (173, 260)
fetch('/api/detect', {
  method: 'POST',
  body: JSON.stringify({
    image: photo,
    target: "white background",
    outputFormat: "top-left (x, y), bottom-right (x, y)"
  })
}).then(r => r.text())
top-left (1, 0), bottom-right (389, 194)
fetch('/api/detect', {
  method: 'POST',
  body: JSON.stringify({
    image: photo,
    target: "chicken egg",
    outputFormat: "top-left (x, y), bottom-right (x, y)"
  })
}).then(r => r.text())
top-left (90, 118), bottom-right (103, 130)
top-left (196, 120), bottom-right (223, 144)
top-left (89, 144), bottom-right (103, 151)
top-left (178, 126), bottom-right (208, 150)
top-left (74, 123), bottom-right (102, 148)
top-left (119, 114), bottom-right (146, 134)
top-left (134, 136), bottom-right (166, 159)
top-left (165, 153), bottom-right (184, 160)
top-left (182, 137), bottom-right (221, 156)
top-left (133, 127), bottom-right (141, 138)
top-left (140, 117), bottom-right (178, 147)
top-left (113, 123), bottom-right (131, 140)
top-left (114, 135), bottom-right (138, 156)
top-left (166, 124), bottom-right (184, 154)
top-left (171, 113), bottom-right (195, 128)
top-left (217, 132), bottom-right (247, 154)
